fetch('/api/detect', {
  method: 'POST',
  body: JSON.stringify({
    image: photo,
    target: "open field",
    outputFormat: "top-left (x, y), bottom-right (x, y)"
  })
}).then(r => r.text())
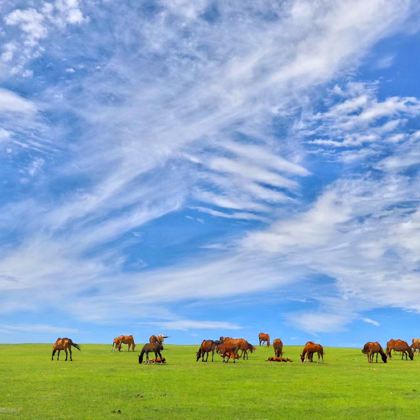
top-left (1, 344), bottom-right (419, 419)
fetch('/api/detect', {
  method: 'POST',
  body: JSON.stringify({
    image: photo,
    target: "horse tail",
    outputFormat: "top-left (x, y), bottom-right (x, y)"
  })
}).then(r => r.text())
top-left (139, 350), bottom-right (145, 364)
top-left (71, 341), bottom-right (81, 351)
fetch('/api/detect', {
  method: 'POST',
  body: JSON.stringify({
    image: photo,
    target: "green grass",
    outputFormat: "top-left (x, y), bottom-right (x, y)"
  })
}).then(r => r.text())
top-left (1, 344), bottom-right (419, 419)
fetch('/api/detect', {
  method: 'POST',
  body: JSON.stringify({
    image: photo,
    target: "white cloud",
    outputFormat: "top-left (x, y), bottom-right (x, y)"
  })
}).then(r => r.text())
top-left (0, 0), bottom-right (418, 334)
top-left (144, 319), bottom-right (242, 331)
top-left (0, 88), bottom-right (36, 114)
top-left (362, 317), bottom-right (380, 327)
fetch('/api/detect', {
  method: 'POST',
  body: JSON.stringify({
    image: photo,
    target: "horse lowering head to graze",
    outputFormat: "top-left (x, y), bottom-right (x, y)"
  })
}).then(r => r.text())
top-left (149, 335), bottom-right (168, 345)
top-left (196, 340), bottom-right (217, 362)
top-left (216, 338), bottom-right (240, 363)
top-left (362, 342), bottom-right (387, 363)
top-left (258, 333), bottom-right (270, 347)
top-left (387, 339), bottom-right (413, 360)
top-left (300, 342), bottom-right (323, 363)
top-left (112, 336), bottom-right (123, 351)
top-left (113, 335), bottom-right (135, 351)
top-left (273, 338), bottom-right (283, 358)
top-left (52, 337), bottom-right (81, 361)
top-left (139, 342), bottom-right (164, 364)
top-left (237, 339), bottom-right (255, 360)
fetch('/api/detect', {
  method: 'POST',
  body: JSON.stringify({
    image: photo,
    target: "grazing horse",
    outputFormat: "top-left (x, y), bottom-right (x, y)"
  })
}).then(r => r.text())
top-left (196, 340), bottom-right (217, 362)
top-left (216, 338), bottom-right (240, 363)
top-left (362, 342), bottom-right (387, 363)
top-left (411, 338), bottom-right (420, 354)
top-left (113, 335), bottom-right (135, 351)
top-left (300, 341), bottom-right (324, 363)
top-left (52, 337), bottom-right (80, 361)
top-left (386, 339), bottom-right (414, 360)
top-left (258, 332), bottom-right (270, 347)
top-left (237, 339), bottom-right (255, 360)
top-left (273, 338), bottom-right (283, 358)
top-left (149, 335), bottom-right (168, 345)
top-left (138, 342), bottom-right (164, 364)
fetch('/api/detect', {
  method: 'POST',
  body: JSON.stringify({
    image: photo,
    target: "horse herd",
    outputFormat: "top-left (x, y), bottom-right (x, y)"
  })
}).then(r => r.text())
top-left (362, 338), bottom-right (420, 363)
top-left (51, 333), bottom-right (420, 365)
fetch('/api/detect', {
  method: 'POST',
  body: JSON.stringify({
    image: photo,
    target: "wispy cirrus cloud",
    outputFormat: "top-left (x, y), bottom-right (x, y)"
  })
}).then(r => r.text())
top-left (0, 1), bottom-right (419, 339)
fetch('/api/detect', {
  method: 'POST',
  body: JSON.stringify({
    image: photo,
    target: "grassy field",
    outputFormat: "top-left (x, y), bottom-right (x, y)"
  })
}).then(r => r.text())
top-left (1, 344), bottom-right (419, 419)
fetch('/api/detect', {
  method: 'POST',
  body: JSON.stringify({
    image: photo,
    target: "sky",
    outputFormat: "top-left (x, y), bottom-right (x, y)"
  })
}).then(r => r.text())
top-left (0, 0), bottom-right (419, 347)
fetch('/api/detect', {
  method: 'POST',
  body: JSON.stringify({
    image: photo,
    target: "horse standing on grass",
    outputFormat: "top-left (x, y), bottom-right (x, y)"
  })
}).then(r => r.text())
top-left (149, 335), bottom-right (168, 345)
top-left (273, 338), bottom-right (283, 358)
top-left (386, 339), bottom-right (413, 360)
top-left (196, 340), bottom-right (217, 362)
top-left (138, 342), bottom-right (164, 364)
top-left (51, 338), bottom-right (80, 361)
top-left (237, 339), bottom-right (255, 360)
top-left (300, 341), bottom-right (324, 363)
top-left (362, 342), bottom-right (387, 363)
top-left (216, 338), bottom-right (240, 363)
top-left (113, 335), bottom-right (136, 352)
top-left (411, 338), bottom-right (420, 354)
top-left (258, 333), bottom-right (270, 347)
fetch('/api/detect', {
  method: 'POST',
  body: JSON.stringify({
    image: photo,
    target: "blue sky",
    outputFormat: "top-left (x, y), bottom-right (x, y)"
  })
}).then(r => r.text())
top-left (0, 1), bottom-right (419, 346)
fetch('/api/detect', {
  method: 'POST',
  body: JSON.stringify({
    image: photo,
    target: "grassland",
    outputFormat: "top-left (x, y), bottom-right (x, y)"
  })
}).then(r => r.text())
top-left (0, 343), bottom-right (419, 419)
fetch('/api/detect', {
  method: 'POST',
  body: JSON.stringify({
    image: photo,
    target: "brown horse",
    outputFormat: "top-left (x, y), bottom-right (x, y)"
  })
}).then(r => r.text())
top-left (149, 335), bottom-right (168, 345)
top-left (196, 340), bottom-right (217, 362)
top-left (362, 342), bottom-right (387, 363)
top-left (138, 342), bottom-right (164, 364)
top-left (300, 341), bottom-right (324, 363)
top-left (273, 338), bottom-right (283, 358)
top-left (113, 335), bottom-right (135, 351)
top-left (411, 338), bottom-right (420, 354)
top-left (237, 339), bottom-right (256, 360)
top-left (386, 339), bottom-right (413, 360)
top-left (216, 338), bottom-right (240, 363)
top-left (258, 332), bottom-right (270, 347)
top-left (51, 337), bottom-right (80, 361)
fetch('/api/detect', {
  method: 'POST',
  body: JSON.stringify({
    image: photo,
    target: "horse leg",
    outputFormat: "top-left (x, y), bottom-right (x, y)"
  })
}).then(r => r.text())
top-left (52, 349), bottom-right (56, 361)
top-left (57, 350), bottom-right (60, 361)
top-left (211, 350), bottom-right (214, 362)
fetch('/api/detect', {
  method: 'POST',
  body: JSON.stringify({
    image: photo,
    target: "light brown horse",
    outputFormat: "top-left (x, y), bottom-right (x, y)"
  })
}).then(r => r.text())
top-left (273, 338), bottom-right (283, 358)
top-left (386, 339), bottom-right (413, 360)
top-left (300, 341), bottom-right (324, 363)
top-left (411, 338), bottom-right (420, 354)
top-left (138, 342), bottom-right (164, 364)
top-left (51, 337), bottom-right (80, 361)
top-left (237, 339), bottom-right (256, 360)
top-left (149, 335), bottom-right (168, 345)
top-left (113, 335), bottom-right (135, 351)
top-left (258, 332), bottom-right (270, 347)
top-left (216, 338), bottom-right (240, 363)
top-left (362, 342), bottom-right (387, 363)
top-left (196, 339), bottom-right (217, 362)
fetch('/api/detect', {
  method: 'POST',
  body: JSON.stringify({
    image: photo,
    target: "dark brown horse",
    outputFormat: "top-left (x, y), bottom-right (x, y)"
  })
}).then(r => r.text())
top-left (51, 337), bottom-right (80, 361)
top-left (273, 338), bottom-right (283, 358)
top-left (362, 342), bottom-right (387, 363)
top-left (258, 332), bottom-right (270, 347)
top-left (196, 340), bottom-right (217, 362)
top-left (386, 339), bottom-right (413, 360)
top-left (113, 335), bottom-right (135, 351)
top-left (300, 341), bottom-right (324, 363)
top-left (138, 342), bottom-right (164, 364)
